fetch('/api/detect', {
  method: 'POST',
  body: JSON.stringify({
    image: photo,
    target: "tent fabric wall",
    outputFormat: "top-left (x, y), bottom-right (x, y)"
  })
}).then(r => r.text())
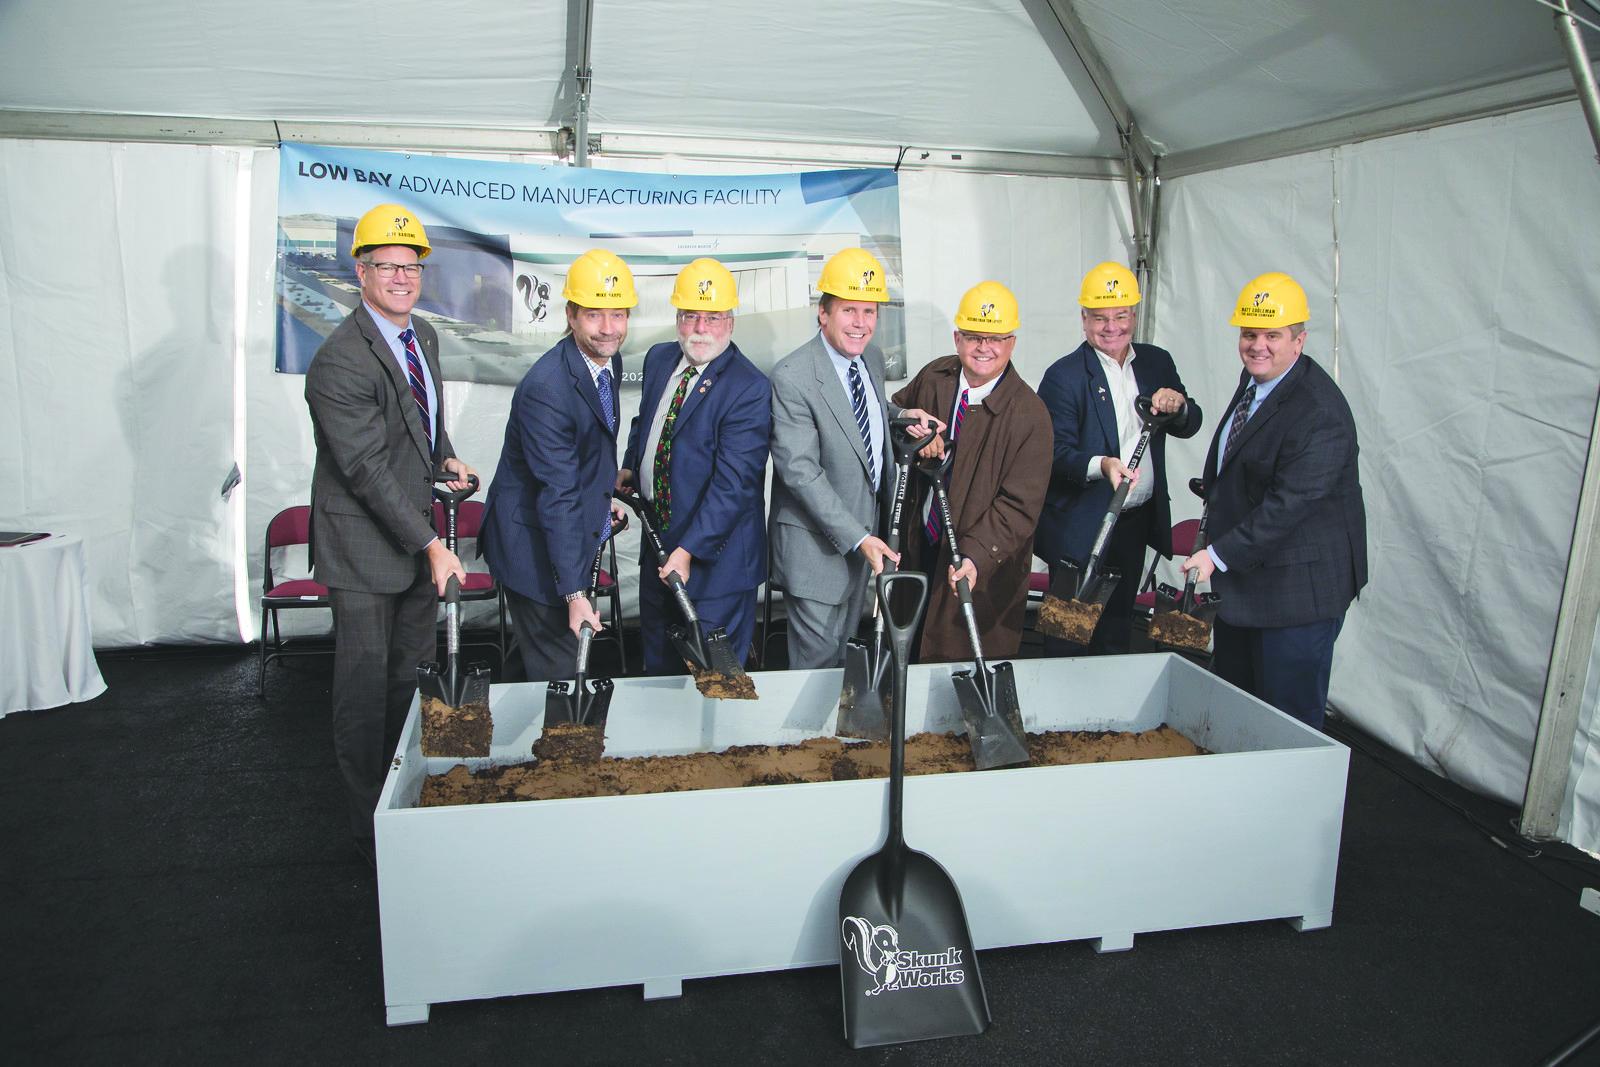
top-left (1154, 101), bottom-right (1600, 854)
top-left (0, 139), bottom-right (240, 647)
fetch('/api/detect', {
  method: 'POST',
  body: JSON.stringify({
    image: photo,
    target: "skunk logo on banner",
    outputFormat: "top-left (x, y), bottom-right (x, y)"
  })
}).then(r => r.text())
top-left (275, 142), bottom-right (905, 386)
top-left (841, 916), bottom-right (966, 996)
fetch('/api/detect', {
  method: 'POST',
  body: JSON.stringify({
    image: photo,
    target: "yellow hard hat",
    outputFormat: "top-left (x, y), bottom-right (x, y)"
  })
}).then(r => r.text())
top-left (562, 248), bottom-right (638, 309)
top-left (1229, 272), bottom-right (1310, 327)
top-left (1078, 261), bottom-right (1141, 308)
top-left (670, 258), bottom-right (738, 313)
top-left (954, 280), bottom-right (1019, 334)
top-left (817, 247), bottom-right (890, 303)
top-left (351, 203), bottom-right (431, 259)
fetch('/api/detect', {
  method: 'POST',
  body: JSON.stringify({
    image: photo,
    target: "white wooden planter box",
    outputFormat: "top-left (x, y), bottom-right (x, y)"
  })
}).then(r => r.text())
top-left (375, 653), bottom-right (1348, 1026)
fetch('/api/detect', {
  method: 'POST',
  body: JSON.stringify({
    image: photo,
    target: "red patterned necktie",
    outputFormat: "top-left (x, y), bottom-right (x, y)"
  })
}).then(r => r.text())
top-left (925, 388), bottom-right (970, 543)
top-left (652, 366), bottom-right (699, 529)
top-left (399, 328), bottom-right (431, 451)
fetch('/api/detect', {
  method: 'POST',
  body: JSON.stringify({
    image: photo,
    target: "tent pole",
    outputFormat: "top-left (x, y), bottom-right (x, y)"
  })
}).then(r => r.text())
top-left (1519, 0), bottom-right (1600, 841)
top-left (571, 0), bottom-right (596, 167)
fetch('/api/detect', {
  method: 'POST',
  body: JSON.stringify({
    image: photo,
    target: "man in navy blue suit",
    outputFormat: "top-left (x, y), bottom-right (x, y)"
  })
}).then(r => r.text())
top-left (1181, 272), bottom-right (1366, 730)
top-left (1035, 262), bottom-right (1203, 654)
top-left (618, 258), bottom-right (770, 672)
top-left (481, 248), bottom-right (636, 682)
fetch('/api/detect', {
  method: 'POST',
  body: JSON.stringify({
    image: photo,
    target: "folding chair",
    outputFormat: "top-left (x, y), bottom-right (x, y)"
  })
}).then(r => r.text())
top-left (593, 535), bottom-right (628, 674)
top-left (258, 505), bottom-right (331, 696)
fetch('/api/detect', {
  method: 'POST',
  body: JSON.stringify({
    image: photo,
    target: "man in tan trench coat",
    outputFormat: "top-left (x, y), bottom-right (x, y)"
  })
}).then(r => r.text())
top-left (892, 281), bottom-right (1052, 662)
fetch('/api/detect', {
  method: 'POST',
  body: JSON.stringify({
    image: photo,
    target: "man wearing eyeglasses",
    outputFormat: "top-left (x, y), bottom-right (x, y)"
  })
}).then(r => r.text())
top-left (304, 203), bottom-right (476, 868)
top-left (617, 258), bottom-right (770, 673)
top-left (1035, 262), bottom-right (1203, 656)
top-left (891, 281), bottom-right (1052, 661)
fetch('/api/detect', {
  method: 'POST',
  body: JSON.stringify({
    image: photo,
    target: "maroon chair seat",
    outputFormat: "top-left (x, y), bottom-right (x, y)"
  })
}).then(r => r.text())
top-left (259, 505), bottom-right (332, 697)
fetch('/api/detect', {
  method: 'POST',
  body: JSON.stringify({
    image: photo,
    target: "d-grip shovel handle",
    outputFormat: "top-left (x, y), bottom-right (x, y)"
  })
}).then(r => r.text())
top-left (889, 414), bottom-right (929, 462)
top-left (615, 490), bottom-right (702, 626)
top-left (876, 569), bottom-right (929, 850)
top-left (431, 471), bottom-right (480, 504)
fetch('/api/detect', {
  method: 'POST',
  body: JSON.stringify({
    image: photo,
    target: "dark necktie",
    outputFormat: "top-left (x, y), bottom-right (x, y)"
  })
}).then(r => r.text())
top-left (597, 366), bottom-right (616, 542)
top-left (926, 388), bottom-right (970, 543)
top-left (652, 366), bottom-right (699, 529)
top-left (848, 359), bottom-right (876, 485)
top-left (399, 328), bottom-right (431, 451)
top-left (1222, 384), bottom-right (1257, 463)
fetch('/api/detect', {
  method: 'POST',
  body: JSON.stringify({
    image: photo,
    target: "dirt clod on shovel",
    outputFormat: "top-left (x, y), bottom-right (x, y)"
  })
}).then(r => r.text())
top-left (1039, 597), bottom-right (1101, 644)
top-left (420, 725), bottom-right (1204, 807)
top-left (532, 721), bottom-right (606, 764)
top-left (1149, 611), bottom-right (1211, 652)
top-left (693, 670), bottom-right (758, 700)
top-left (421, 695), bottom-right (492, 758)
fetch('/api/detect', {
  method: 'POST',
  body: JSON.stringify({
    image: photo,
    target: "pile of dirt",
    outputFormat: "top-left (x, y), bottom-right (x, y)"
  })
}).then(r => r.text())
top-left (419, 725), bottom-right (1204, 807)
top-left (1038, 595), bottom-right (1101, 645)
top-left (420, 695), bottom-right (492, 758)
top-left (693, 670), bottom-right (758, 700)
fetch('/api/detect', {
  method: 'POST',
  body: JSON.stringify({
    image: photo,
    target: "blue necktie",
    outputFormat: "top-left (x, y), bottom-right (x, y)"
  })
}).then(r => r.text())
top-left (848, 360), bottom-right (876, 485)
top-left (597, 367), bottom-right (615, 542)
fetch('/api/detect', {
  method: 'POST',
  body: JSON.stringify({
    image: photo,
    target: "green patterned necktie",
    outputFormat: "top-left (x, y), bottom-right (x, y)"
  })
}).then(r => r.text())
top-left (652, 366), bottom-right (699, 528)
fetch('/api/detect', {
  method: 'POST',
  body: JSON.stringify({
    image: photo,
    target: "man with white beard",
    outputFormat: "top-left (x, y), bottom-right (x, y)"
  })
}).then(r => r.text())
top-left (619, 258), bottom-right (772, 673)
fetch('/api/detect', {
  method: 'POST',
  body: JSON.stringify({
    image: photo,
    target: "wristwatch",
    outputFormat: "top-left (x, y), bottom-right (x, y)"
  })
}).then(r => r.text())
top-left (563, 591), bottom-right (587, 603)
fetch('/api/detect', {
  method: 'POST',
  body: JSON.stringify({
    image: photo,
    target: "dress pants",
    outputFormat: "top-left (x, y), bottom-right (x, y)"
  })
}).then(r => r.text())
top-left (638, 568), bottom-right (757, 674)
top-left (1043, 502), bottom-right (1153, 657)
top-left (1211, 615), bottom-right (1345, 730)
top-left (329, 572), bottom-right (437, 845)
top-left (504, 587), bottom-right (581, 684)
top-left (785, 556), bottom-right (871, 669)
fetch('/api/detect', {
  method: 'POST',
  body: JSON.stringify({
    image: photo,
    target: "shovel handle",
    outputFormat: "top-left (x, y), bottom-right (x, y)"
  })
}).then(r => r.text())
top-left (923, 461), bottom-right (989, 671)
top-left (618, 490), bottom-right (703, 626)
top-left (443, 574), bottom-right (461, 658)
top-left (877, 569), bottom-right (928, 850)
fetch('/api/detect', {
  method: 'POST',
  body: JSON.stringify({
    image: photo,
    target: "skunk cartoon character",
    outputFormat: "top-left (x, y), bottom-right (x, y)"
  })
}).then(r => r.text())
top-left (841, 915), bottom-right (900, 995)
top-left (516, 274), bottom-right (550, 323)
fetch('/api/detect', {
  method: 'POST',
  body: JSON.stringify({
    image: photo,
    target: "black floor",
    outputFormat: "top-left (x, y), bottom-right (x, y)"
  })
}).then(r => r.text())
top-left (4, 641), bottom-right (1600, 1065)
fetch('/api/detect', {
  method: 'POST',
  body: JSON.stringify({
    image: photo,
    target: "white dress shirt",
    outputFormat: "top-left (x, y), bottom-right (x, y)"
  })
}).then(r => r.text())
top-left (1087, 346), bottom-right (1153, 508)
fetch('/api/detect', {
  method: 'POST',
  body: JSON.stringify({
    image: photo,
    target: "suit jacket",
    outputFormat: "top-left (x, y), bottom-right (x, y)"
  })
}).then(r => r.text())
top-left (894, 358), bottom-right (1053, 661)
top-left (481, 336), bottom-right (622, 605)
top-left (1035, 340), bottom-right (1203, 568)
top-left (768, 333), bottom-right (896, 605)
top-left (1201, 354), bottom-right (1367, 628)
top-left (622, 340), bottom-right (770, 598)
top-left (304, 304), bottom-right (454, 593)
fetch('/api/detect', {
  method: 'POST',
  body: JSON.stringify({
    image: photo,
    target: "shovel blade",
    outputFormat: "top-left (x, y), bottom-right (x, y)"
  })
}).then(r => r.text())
top-left (416, 661), bottom-right (447, 705)
top-left (668, 623), bottom-right (711, 674)
top-left (1035, 565), bottom-right (1120, 646)
top-left (951, 664), bottom-right (1030, 770)
top-left (543, 678), bottom-right (614, 728)
top-left (837, 638), bottom-right (889, 741)
top-left (839, 846), bottom-right (990, 1049)
top-left (1148, 583), bottom-right (1222, 654)
top-left (543, 679), bottom-right (581, 725)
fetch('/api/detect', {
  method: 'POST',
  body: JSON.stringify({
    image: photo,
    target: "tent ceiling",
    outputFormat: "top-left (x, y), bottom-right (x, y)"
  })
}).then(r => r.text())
top-left (0, 0), bottom-right (1591, 169)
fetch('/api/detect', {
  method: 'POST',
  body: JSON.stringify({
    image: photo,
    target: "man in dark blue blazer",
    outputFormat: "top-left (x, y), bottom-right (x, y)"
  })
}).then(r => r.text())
top-left (619, 258), bottom-right (770, 672)
top-left (1036, 262), bottom-right (1203, 654)
top-left (481, 249), bottom-right (636, 682)
top-left (1181, 272), bottom-right (1367, 730)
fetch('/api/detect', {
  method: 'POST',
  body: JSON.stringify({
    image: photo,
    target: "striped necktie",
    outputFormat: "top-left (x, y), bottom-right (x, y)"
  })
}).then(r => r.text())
top-left (925, 388), bottom-right (970, 543)
top-left (848, 359), bottom-right (876, 485)
top-left (398, 328), bottom-right (431, 451)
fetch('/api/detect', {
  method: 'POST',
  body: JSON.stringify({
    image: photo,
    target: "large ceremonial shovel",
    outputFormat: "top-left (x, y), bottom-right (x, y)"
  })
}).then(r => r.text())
top-left (1149, 476), bottom-right (1223, 656)
top-left (919, 453), bottom-right (1030, 771)
top-left (418, 474), bottom-right (493, 756)
top-left (839, 570), bottom-right (990, 1049)
top-left (616, 490), bottom-right (757, 700)
top-left (543, 545), bottom-right (615, 732)
top-left (1038, 395), bottom-right (1179, 646)
top-left (838, 416), bottom-right (925, 741)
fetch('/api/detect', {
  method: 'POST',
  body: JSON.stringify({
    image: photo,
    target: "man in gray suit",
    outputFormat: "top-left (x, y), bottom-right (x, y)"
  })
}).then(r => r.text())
top-left (768, 247), bottom-right (941, 669)
top-left (304, 203), bottom-right (476, 865)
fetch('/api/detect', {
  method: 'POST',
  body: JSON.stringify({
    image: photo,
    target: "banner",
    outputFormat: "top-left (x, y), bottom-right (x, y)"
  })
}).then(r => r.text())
top-left (275, 142), bottom-right (905, 386)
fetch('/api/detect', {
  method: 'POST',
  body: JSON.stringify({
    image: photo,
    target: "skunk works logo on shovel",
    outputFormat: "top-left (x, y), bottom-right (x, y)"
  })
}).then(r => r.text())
top-left (841, 916), bottom-right (967, 996)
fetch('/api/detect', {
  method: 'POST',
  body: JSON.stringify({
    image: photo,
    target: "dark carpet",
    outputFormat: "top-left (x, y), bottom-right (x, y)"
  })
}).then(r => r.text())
top-left (3, 640), bottom-right (1599, 1066)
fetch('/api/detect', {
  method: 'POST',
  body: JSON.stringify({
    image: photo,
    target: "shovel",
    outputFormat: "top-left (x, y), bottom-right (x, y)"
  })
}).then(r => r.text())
top-left (838, 415), bottom-right (925, 741)
top-left (616, 490), bottom-right (757, 700)
top-left (1038, 395), bottom-right (1180, 646)
top-left (418, 474), bottom-right (493, 757)
top-left (1149, 476), bottom-right (1223, 655)
top-left (839, 569), bottom-right (991, 1048)
top-left (543, 545), bottom-right (615, 731)
top-left (919, 453), bottom-right (1030, 771)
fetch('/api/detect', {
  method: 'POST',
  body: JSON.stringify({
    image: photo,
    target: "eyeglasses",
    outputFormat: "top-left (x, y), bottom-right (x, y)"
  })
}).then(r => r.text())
top-left (677, 311), bottom-right (732, 326)
top-left (957, 330), bottom-right (1014, 347)
top-left (364, 261), bottom-right (425, 278)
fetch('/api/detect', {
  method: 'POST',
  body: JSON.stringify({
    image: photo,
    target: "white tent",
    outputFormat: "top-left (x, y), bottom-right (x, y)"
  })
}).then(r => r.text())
top-left (3, 0), bottom-right (1599, 854)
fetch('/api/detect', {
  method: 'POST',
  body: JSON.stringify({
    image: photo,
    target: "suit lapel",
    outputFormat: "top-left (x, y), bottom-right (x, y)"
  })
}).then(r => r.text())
top-left (1216, 359), bottom-right (1306, 475)
top-left (812, 340), bottom-right (871, 474)
top-left (1082, 346), bottom-right (1119, 456)
top-left (566, 340), bottom-right (617, 437)
top-left (672, 343), bottom-right (737, 433)
top-left (357, 306), bottom-right (431, 464)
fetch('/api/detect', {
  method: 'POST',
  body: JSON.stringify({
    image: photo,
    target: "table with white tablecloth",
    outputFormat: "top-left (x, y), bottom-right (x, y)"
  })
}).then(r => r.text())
top-left (0, 534), bottom-right (107, 716)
